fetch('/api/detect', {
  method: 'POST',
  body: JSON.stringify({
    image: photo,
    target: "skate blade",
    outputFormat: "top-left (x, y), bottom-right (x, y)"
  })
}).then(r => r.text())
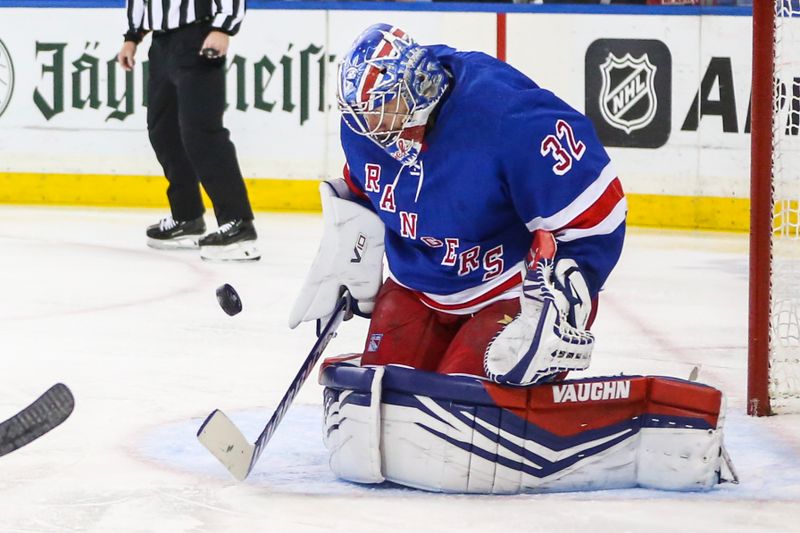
top-left (200, 241), bottom-right (261, 262)
top-left (147, 236), bottom-right (201, 250)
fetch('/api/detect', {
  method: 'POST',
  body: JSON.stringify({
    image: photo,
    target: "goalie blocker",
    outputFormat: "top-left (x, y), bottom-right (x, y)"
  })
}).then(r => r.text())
top-left (320, 359), bottom-right (737, 493)
top-left (288, 180), bottom-right (384, 328)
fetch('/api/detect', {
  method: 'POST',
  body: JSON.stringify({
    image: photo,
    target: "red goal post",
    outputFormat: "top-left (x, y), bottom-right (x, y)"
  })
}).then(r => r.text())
top-left (749, 0), bottom-right (800, 416)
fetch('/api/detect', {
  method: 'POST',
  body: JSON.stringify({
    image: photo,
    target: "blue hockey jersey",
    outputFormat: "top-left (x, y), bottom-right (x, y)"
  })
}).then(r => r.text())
top-left (341, 46), bottom-right (626, 314)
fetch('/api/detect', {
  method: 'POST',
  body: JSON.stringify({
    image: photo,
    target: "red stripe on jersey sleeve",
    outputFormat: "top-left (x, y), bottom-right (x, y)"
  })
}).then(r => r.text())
top-left (559, 177), bottom-right (625, 232)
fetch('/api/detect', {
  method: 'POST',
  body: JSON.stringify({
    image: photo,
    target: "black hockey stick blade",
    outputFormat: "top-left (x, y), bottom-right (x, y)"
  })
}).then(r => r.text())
top-left (0, 383), bottom-right (75, 457)
top-left (198, 293), bottom-right (350, 481)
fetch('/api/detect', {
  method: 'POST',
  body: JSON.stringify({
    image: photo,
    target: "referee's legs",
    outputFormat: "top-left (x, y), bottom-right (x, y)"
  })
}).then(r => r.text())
top-left (176, 60), bottom-right (254, 225)
top-left (146, 57), bottom-right (205, 222)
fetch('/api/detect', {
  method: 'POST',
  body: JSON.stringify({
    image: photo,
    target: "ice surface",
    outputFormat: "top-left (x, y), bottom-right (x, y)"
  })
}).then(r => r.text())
top-left (1, 206), bottom-right (799, 532)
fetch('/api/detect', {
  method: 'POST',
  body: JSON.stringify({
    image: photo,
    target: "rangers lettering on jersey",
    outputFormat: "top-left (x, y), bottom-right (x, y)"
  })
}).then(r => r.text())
top-left (442, 238), bottom-right (458, 266)
top-left (482, 245), bottom-right (504, 281)
top-left (400, 212), bottom-right (417, 239)
top-left (365, 164), bottom-right (381, 192)
top-left (552, 381), bottom-right (631, 403)
top-left (380, 184), bottom-right (397, 212)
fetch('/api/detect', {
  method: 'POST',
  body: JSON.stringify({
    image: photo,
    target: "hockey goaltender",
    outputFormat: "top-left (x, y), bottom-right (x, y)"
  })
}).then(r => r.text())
top-left (288, 23), bottom-right (737, 494)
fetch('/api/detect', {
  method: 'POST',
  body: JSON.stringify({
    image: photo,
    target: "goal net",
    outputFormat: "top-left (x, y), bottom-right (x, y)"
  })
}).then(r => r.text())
top-left (750, 0), bottom-right (800, 415)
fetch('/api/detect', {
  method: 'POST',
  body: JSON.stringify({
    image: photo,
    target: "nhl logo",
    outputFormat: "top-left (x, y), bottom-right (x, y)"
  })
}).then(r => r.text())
top-left (599, 53), bottom-right (657, 134)
top-left (585, 39), bottom-right (671, 148)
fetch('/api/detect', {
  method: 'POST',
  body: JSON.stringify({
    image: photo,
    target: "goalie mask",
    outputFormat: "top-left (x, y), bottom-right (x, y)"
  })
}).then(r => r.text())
top-left (337, 23), bottom-right (449, 165)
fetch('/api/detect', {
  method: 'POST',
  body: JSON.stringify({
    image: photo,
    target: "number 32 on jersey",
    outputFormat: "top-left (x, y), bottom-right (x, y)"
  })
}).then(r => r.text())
top-left (540, 119), bottom-right (586, 176)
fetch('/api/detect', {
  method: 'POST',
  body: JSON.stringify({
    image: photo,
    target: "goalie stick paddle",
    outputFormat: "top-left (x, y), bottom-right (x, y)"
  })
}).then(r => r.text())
top-left (197, 293), bottom-right (351, 481)
top-left (0, 383), bottom-right (75, 457)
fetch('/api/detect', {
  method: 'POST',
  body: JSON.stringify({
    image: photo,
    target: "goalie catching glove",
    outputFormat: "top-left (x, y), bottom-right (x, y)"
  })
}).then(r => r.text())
top-left (288, 180), bottom-right (385, 329)
top-left (484, 230), bottom-right (594, 385)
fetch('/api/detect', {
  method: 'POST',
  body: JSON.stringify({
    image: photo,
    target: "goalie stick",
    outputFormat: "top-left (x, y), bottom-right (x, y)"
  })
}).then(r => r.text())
top-left (197, 292), bottom-right (352, 481)
top-left (0, 383), bottom-right (74, 457)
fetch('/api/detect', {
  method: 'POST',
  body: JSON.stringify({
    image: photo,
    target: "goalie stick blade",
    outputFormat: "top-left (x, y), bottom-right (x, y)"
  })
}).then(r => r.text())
top-left (0, 383), bottom-right (75, 457)
top-left (197, 409), bottom-right (255, 481)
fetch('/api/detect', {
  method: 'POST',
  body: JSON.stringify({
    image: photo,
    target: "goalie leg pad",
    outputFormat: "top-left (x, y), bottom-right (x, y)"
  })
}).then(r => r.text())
top-left (637, 382), bottom-right (729, 491)
top-left (320, 362), bottom-right (731, 493)
top-left (637, 427), bottom-right (724, 491)
top-left (323, 363), bottom-right (385, 484)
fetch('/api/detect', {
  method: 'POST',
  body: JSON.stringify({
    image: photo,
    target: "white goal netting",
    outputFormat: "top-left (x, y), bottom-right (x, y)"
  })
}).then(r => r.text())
top-left (770, 0), bottom-right (800, 411)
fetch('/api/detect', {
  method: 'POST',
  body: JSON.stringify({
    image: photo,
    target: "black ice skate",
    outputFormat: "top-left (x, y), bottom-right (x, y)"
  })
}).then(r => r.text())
top-left (146, 215), bottom-right (206, 250)
top-left (199, 219), bottom-right (260, 261)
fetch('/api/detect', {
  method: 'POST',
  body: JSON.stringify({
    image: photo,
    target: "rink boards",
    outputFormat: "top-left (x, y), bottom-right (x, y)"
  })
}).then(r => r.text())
top-left (0, 3), bottom-right (788, 231)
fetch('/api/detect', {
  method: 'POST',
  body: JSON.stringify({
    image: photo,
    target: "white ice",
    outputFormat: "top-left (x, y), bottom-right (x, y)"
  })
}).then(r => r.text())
top-left (1, 206), bottom-right (799, 533)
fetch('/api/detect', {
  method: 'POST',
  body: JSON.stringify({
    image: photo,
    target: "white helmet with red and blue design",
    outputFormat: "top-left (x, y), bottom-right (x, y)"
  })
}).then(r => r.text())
top-left (337, 23), bottom-right (449, 165)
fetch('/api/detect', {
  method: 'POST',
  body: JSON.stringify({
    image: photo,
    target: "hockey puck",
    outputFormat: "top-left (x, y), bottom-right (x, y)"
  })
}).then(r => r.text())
top-left (216, 283), bottom-right (242, 316)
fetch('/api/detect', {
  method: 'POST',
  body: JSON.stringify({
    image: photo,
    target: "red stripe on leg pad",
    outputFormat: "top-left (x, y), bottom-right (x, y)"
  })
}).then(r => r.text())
top-left (482, 376), bottom-right (721, 438)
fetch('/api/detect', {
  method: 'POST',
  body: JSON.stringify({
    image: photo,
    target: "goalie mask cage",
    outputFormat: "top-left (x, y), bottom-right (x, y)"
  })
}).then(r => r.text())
top-left (749, 0), bottom-right (800, 416)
